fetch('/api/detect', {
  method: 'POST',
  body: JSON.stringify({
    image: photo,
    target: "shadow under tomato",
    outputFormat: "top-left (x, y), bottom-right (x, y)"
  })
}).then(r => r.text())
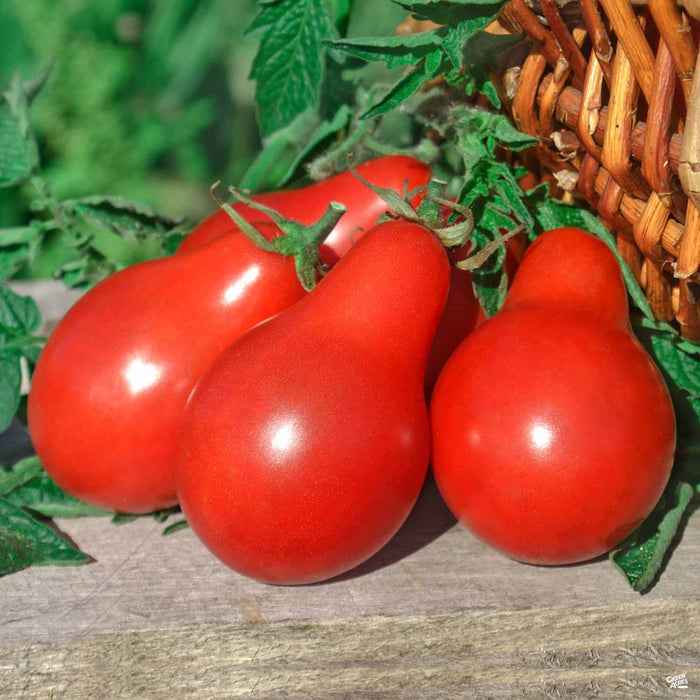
top-left (322, 471), bottom-right (458, 584)
top-left (0, 419), bottom-right (34, 467)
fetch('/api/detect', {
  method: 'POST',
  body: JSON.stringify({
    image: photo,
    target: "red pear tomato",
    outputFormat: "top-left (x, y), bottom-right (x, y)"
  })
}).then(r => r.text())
top-left (178, 155), bottom-right (431, 267)
top-left (177, 220), bottom-right (450, 584)
top-left (28, 224), bottom-right (307, 513)
top-left (431, 228), bottom-right (676, 565)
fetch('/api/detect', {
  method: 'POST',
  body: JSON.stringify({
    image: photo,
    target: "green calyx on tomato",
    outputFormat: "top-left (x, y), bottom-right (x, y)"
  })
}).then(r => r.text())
top-left (217, 185), bottom-right (347, 291)
top-left (346, 166), bottom-right (474, 251)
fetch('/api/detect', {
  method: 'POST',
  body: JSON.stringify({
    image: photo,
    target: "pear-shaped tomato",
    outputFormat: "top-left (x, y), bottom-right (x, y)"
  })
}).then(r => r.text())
top-left (28, 223), bottom-right (310, 513)
top-left (431, 227), bottom-right (676, 565)
top-left (177, 220), bottom-right (450, 584)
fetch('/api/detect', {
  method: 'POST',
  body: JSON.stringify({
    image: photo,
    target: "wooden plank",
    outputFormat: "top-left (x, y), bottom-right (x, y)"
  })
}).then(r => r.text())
top-left (0, 477), bottom-right (698, 646)
top-left (1, 602), bottom-right (698, 697)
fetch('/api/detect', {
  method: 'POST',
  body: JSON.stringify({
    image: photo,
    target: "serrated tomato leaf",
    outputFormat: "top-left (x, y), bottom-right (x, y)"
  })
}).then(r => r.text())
top-left (0, 456), bottom-right (43, 496)
top-left (650, 334), bottom-right (700, 398)
top-left (162, 519), bottom-right (189, 536)
top-left (362, 60), bottom-right (435, 119)
top-left (247, 0), bottom-right (339, 137)
top-left (0, 227), bottom-right (41, 281)
top-left (393, 0), bottom-right (507, 25)
top-left (0, 353), bottom-right (22, 433)
top-left (0, 285), bottom-right (43, 431)
top-left (0, 498), bottom-right (89, 575)
top-left (64, 195), bottom-right (182, 241)
top-left (0, 73), bottom-right (40, 188)
top-left (0, 284), bottom-right (41, 338)
top-left (112, 513), bottom-right (139, 524)
top-left (0, 226), bottom-right (40, 247)
top-left (240, 104), bottom-right (352, 192)
top-left (462, 31), bottom-right (525, 107)
top-left (334, 8), bottom-right (508, 117)
top-left (5, 470), bottom-right (110, 518)
top-left (330, 31), bottom-right (442, 70)
top-left (610, 481), bottom-right (694, 592)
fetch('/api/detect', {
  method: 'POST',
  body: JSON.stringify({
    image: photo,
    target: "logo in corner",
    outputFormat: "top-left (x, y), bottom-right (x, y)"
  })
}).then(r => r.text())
top-left (666, 673), bottom-right (689, 690)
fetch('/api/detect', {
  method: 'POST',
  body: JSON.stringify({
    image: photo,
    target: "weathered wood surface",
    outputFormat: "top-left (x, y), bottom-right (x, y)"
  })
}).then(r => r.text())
top-left (0, 481), bottom-right (699, 698)
top-left (1, 281), bottom-right (699, 698)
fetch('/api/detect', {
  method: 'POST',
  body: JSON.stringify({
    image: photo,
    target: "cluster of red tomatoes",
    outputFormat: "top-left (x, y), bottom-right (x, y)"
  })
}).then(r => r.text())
top-left (28, 157), bottom-right (676, 584)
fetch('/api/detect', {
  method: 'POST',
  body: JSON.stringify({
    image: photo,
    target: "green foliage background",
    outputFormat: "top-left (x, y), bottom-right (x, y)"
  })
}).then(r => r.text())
top-left (0, 0), bottom-right (405, 274)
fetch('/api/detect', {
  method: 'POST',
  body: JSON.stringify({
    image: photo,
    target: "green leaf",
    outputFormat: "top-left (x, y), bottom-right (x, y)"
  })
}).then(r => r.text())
top-left (0, 283), bottom-right (41, 338)
top-left (162, 519), bottom-right (189, 536)
top-left (329, 0), bottom-right (353, 35)
top-left (462, 31), bottom-right (524, 107)
top-left (610, 481), bottom-right (695, 592)
top-left (330, 31), bottom-right (441, 70)
top-left (163, 231), bottom-right (187, 256)
top-left (0, 352), bottom-right (21, 433)
top-left (362, 60), bottom-right (434, 119)
top-left (441, 23), bottom-right (468, 70)
top-left (112, 513), bottom-right (139, 524)
top-left (492, 176), bottom-right (533, 230)
top-left (333, 5), bottom-right (508, 116)
top-left (0, 226), bottom-right (39, 246)
top-left (152, 506), bottom-right (181, 523)
top-left (54, 258), bottom-right (93, 290)
top-left (490, 114), bottom-right (538, 152)
top-left (0, 225), bottom-right (42, 282)
top-left (641, 329), bottom-right (700, 485)
top-left (468, 212), bottom-right (511, 317)
top-left (393, 0), bottom-right (507, 25)
top-left (48, 196), bottom-right (182, 288)
top-left (247, 0), bottom-right (339, 136)
top-left (678, 338), bottom-right (700, 355)
top-left (0, 284), bottom-right (42, 429)
top-left (240, 104), bottom-right (352, 192)
top-left (650, 334), bottom-right (700, 398)
top-left (23, 343), bottom-right (42, 365)
top-left (64, 195), bottom-right (181, 242)
top-left (0, 72), bottom-right (40, 188)
top-left (0, 247), bottom-right (30, 282)
top-left (470, 256), bottom-right (508, 317)
top-left (452, 106), bottom-right (536, 165)
top-left (5, 471), bottom-right (110, 518)
top-left (0, 456), bottom-right (43, 496)
top-left (0, 497), bottom-right (89, 576)
top-left (19, 59), bottom-right (53, 106)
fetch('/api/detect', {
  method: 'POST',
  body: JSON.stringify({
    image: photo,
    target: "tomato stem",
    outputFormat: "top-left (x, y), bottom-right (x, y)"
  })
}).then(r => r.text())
top-left (454, 223), bottom-right (526, 271)
top-left (347, 165), bottom-right (474, 251)
top-left (222, 186), bottom-right (347, 292)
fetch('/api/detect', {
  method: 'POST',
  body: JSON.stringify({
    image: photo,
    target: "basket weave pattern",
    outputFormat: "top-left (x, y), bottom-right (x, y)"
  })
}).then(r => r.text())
top-left (493, 0), bottom-right (700, 341)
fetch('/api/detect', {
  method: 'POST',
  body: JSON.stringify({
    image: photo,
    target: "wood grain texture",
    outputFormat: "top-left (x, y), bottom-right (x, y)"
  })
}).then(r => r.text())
top-left (1, 601), bottom-right (698, 698)
top-left (0, 478), bottom-right (699, 697)
top-left (1, 281), bottom-right (698, 698)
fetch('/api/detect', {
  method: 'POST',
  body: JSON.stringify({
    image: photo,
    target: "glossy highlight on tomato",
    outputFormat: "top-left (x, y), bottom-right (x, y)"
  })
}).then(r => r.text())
top-left (430, 227), bottom-right (676, 565)
top-left (177, 220), bottom-right (450, 584)
top-left (28, 224), bottom-right (306, 513)
top-left (178, 155), bottom-right (432, 266)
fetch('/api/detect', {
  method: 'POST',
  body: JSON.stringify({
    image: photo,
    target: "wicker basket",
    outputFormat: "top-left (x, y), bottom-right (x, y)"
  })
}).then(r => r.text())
top-left (486, 0), bottom-right (700, 341)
